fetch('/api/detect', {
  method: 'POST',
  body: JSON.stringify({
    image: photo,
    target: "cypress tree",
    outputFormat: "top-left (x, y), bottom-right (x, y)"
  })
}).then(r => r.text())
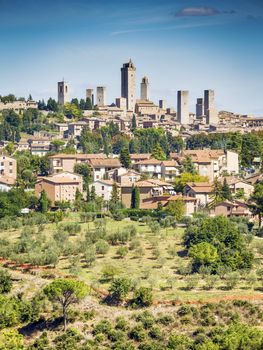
top-left (131, 186), bottom-right (140, 209)
top-left (222, 178), bottom-right (232, 200)
top-left (120, 147), bottom-right (131, 169)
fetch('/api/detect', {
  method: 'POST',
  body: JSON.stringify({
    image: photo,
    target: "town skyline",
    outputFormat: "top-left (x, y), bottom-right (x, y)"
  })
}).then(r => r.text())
top-left (0, 0), bottom-right (262, 116)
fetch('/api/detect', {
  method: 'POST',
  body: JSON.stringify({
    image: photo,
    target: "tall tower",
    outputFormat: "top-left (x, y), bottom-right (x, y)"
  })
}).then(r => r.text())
top-left (96, 86), bottom-right (106, 106)
top-left (159, 100), bottom-right (167, 110)
top-left (86, 89), bottom-right (94, 106)
top-left (57, 81), bottom-right (70, 104)
top-left (177, 90), bottom-right (189, 124)
top-left (121, 59), bottom-right (136, 111)
top-left (140, 76), bottom-right (149, 100)
top-left (204, 89), bottom-right (218, 124)
top-left (196, 98), bottom-right (204, 118)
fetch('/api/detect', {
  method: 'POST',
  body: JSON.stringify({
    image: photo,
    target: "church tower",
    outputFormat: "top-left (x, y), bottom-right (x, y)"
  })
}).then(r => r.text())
top-left (57, 81), bottom-right (70, 105)
top-left (121, 59), bottom-right (136, 111)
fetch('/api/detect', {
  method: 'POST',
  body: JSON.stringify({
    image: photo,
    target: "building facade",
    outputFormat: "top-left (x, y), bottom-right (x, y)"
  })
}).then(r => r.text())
top-left (140, 76), bottom-right (149, 100)
top-left (177, 90), bottom-right (189, 124)
top-left (121, 59), bottom-right (136, 111)
top-left (58, 81), bottom-right (70, 105)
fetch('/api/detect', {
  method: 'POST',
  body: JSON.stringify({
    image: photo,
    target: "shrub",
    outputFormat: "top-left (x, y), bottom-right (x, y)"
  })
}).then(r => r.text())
top-left (204, 275), bottom-right (219, 290)
top-left (85, 245), bottom-right (96, 266)
top-left (129, 325), bottom-right (146, 342)
top-left (109, 277), bottom-right (132, 303)
top-left (117, 246), bottom-right (128, 258)
top-left (0, 269), bottom-right (12, 294)
top-left (95, 239), bottom-right (109, 256)
top-left (225, 272), bottom-right (240, 290)
top-left (132, 287), bottom-right (153, 308)
top-left (184, 274), bottom-right (199, 290)
top-left (148, 326), bottom-right (162, 340)
top-left (101, 264), bottom-right (121, 281)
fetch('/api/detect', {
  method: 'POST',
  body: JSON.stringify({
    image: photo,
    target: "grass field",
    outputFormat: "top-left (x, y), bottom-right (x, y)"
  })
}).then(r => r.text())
top-left (2, 213), bottom-right (263, 303)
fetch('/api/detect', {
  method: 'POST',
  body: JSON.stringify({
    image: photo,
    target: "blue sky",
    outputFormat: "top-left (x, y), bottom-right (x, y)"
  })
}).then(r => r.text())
top-left (0, 0), bottom-right (263, 115)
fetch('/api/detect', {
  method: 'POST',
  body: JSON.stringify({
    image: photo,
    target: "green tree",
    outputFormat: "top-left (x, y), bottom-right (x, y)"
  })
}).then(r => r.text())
top-left (131, 186), bottom-right (140, 209)
top-left (0, 329), bottom-right (24, 350)
top-left (151, 143), bottom-right (166, 160)
top-left (131, 114), bottom-right (137, 132)
top-left (184, 216), bottom-right (253, 272)
top-left (43, 279), bottom-right (88, 331)
top-left (120, 147), bottom-right (131, 169)
top-left (166, 201), bottom-right (186, 221)
top-left (0, 269), bottom-right (12, 294)
top-left (189, 242), bottom-right (219, 271)
top-left (209, 177), bottom-right (224, 208)
top-left (74, 163), bottom-right (91, 190)
top-left (251, 181), bottom-right (263, 227)
top-left (132, 287), bottom-right (153, 307)
top-left (222, 178), bottom-right (232, 200)
top-left (182, 155), bottom-right (197, 175)
top-left (85, 97), bottom-right (93, 110)
top-left (174, 173), bottom-right (209, 193)
top-left (38, 190), bottom-right (50, 213)
top-left (109, 277), bottom-right (132, 304)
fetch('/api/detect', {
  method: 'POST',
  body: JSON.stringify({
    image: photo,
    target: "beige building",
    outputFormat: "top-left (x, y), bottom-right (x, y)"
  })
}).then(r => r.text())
top-left (0, 155), bottom-right (17, 180)
top-left (161, 160), bottom-right (180, 182)
top-left (0, 100), bottom-right (37, 112)
top-left (35, 172), bottom-right (83, 205)
top-left (184, 182), bottom-right (213, 207)
top-left (49, 153), bottom-right (106, 174)
top-left (181, 149), bottom-right (239, 181)
top-left (135, 100), bottom-right (160, 116)
top-left (141, 195), bottom-right (197, 216)
top-left (219, 177), bottom-right (254, 198)
top-left (89, 158), bottom-right (122, 180)
top-left (210, 200), bottom-right (252, 218)
top-left (134, 159), bottom-right (162, 178)
top-left (90, 180), bottom-right (120, 201)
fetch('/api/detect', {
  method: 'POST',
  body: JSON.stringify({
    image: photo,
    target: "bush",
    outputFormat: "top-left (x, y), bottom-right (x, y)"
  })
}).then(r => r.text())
top-left (204, 275), bottom-right (219, 290)
top-left (132, 287), bottom-right (153, 308)
top-left (129, 325), bottom-right (146, 342)
top-left (95, 240), bottom-right (109, 256)
top-left (225, 272), bottom-right (240, 290)
top-left (85, 245), bottom-right (96, 266)
top-left (184, 274), bottom-right (199, 290)
top-left (109, 278), bottom-right (132, 303)
top-left (116, 246), bottom-right (128, 258)
top-left (0, 269), bottom-right (12, 294)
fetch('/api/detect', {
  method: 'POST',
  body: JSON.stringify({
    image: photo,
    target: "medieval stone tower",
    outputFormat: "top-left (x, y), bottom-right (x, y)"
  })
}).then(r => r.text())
top-left (57, 81), bottom-right (70, 105)
top-left (121, 59), bottom-right (136, 111)
top-left (140, 76), bottom-right (149, 100)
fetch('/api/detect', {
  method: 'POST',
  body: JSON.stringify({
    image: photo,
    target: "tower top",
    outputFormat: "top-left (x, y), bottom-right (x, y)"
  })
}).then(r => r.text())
top-left (122, 59), bottom-right (136, 69)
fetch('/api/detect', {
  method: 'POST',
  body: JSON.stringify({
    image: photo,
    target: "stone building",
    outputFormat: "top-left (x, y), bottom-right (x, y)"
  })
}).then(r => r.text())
top-left (121, 59), bottom-right (136, 111)
top-left (86, 89), bottom-right (94, 105)
top-left (96, 86), bottom-right (107, 106)
top-left (177, 90), bottom-right (189, 124)
top-left (58, 81), bottom-right (70, 105)
top-left (140, 76), bottom-right (149, 100)
top-left (204, 89), bottom-right (218, 124)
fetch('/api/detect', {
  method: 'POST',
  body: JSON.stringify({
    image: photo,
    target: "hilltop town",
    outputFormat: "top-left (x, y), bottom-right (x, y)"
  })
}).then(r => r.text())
top-left (0, 60), bottom-right (263, 349)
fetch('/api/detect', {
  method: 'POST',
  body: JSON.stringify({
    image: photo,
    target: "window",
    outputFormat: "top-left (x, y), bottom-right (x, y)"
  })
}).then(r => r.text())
top-left (102, 186), bottom-right (104, 190)
top-left (9, 162), bottom-right (12, 166)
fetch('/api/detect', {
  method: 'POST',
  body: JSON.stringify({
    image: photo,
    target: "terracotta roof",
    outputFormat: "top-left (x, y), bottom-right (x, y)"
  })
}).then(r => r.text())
top-left (49, 153), bottom-right (106, 159)
top-left (39, 177), bottom-right (81, 184)
top-left (182, 150), bottom-right (225, 163)
top-left (120, 180), bottom-right (156, 188)
top-left (93, 179), bottom-right (120, 186)
top-left (186, 182), bottom-right (213, 193)
top-left (130, 154), bottom-right (151, 160)
top-left (146, 179), bottom-right (172, 187)
top-left (167, 195), bottom-right (197, 202)
top-left (219, 177), bottom-right (252, 186)
top-left (161, 160), bottom-right (179, 167)
top-left (89, 158), bottom-right (121, 168)
top-left (136, 159), bottom-right (162, 165)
